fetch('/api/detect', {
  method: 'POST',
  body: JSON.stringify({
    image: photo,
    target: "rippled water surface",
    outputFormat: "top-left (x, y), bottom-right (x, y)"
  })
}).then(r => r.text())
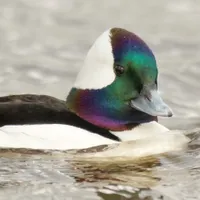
top-left (0, 0), bottom-right (200, 199)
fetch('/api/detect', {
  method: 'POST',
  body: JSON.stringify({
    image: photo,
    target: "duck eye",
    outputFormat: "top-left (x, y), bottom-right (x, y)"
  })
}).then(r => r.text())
top-left (114, 64), bottom-right (124, 76)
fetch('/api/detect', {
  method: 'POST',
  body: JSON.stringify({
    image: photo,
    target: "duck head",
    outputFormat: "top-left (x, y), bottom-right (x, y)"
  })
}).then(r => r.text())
top-left (66, 28), bottom-right (172, 131)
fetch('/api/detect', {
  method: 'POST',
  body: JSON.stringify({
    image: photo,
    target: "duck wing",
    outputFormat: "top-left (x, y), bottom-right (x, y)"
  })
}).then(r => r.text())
top-left (0, 94), bottom-right (69, 126)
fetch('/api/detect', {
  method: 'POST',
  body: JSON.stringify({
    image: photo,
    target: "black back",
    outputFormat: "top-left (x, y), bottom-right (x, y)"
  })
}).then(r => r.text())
top-left (0, 94), bottom-right (120, 141)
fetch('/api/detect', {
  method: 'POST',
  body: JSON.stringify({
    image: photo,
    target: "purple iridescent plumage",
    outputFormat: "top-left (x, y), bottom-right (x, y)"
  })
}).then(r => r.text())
top-left (110, 28), bottom-right (155, 64)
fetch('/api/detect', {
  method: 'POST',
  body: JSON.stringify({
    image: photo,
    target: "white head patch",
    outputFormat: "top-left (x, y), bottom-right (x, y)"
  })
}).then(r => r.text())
top-left (74, 29), bottom-right (115, 89)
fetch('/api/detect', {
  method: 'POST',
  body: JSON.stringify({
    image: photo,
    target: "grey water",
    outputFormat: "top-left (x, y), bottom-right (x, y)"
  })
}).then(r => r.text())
top-left (0, 0), bottom-right (200, 199)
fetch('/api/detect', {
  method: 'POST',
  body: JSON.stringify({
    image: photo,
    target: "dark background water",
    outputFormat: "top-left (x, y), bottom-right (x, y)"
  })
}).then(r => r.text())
top-left (0, 0), bottom-right (200, 199)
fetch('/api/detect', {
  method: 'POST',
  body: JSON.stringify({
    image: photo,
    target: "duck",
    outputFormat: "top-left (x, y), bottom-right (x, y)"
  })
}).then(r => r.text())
top-left (0, 27), bottom-right (188, 152)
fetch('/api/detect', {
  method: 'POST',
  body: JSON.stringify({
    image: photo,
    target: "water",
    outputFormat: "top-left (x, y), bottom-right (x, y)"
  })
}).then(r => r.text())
top-left (0, 0), bottom-right (200, 199)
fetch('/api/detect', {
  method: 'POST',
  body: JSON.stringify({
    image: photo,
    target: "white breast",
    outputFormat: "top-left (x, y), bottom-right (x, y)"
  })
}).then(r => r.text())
top-left (111, 121), bottom-right (169, 141)
top-left (80, 122), bottom-right (190, 158)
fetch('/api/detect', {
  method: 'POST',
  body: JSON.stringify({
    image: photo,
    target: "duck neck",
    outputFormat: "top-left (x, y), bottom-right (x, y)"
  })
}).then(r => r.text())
top-left (66, 87), bottom-right (157, 132)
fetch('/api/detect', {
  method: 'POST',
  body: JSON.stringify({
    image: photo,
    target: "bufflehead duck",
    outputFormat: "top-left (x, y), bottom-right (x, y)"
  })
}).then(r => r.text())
top-left (0, 28), bottom-right (187, 152)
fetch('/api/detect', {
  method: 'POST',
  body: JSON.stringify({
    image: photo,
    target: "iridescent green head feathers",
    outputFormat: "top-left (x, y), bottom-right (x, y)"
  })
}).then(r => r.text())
top-left (67, 28), bottom-right (172, 131)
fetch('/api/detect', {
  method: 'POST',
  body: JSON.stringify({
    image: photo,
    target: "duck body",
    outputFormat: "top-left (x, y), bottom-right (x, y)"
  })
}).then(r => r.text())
top-left (0, 27), bottom-right (188, 153)
top-left (0, 94), bottom-right (169, 150)
top-left (0, 121), bottom-right (169, 150)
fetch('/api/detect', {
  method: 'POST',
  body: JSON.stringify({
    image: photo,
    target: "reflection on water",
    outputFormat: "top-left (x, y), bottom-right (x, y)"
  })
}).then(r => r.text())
top-left (0, 0), bottom-right (200, 199)
top-left (0, 129), bottom-right (199, 200)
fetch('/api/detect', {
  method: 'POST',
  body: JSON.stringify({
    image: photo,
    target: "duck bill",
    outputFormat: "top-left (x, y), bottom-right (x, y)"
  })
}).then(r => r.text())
top-left (130, 84), bottom-right (173, 117)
